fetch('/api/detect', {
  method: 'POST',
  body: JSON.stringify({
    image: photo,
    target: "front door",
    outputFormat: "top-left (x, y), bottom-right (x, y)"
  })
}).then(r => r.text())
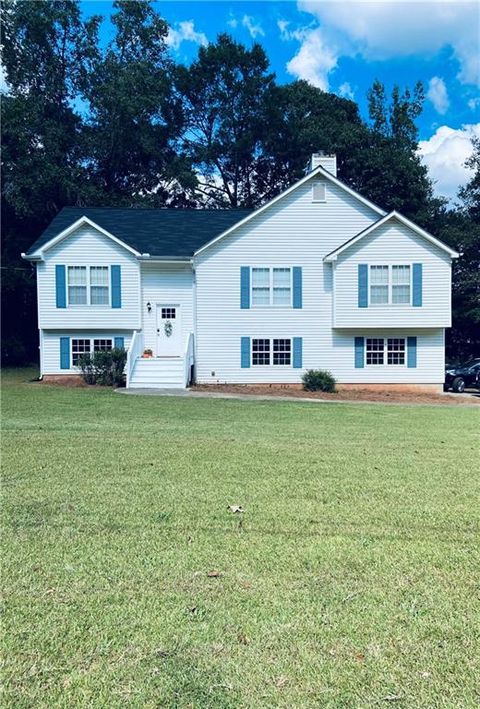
top-left (156, 304), bottom-right (182, 356)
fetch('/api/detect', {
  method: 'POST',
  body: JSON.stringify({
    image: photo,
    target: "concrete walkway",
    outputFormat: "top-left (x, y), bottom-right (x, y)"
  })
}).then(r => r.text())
top-left (115, 387), bottom-right (478, 406)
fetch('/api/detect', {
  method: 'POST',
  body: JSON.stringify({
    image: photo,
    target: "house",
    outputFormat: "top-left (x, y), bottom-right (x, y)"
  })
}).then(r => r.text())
top-left (23, 153), bottom-right (459, 391)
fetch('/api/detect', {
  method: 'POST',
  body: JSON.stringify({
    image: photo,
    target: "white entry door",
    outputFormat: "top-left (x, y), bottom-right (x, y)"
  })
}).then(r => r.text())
top-left (156, 304), bottom-right (182, 356)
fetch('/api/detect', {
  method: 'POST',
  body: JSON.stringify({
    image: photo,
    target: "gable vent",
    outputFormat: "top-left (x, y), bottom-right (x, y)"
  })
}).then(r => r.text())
top-left (312, 182), bottom-right (326, 203)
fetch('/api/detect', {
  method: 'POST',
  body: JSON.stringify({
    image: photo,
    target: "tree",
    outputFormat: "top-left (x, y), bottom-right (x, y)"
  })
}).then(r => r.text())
top-left (439, 139), bottom-right (480, 359)
top-left (176, 34), bottom-right (275, 207)
top-left (255, 80), bottom-right (366, 200)
top-left (1, 0), bottom-right (100, 363)
top-left (83, 0), bottom-right (193, 206)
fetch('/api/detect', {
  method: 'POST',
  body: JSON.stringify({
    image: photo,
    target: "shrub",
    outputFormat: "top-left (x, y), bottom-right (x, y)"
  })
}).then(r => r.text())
top-left (302, 369), bottom-right (337, 393)
top-left (78, 348), bottom-right (127, 387)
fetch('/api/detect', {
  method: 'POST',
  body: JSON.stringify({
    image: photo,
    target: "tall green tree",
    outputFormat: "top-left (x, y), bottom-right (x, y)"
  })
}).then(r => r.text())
top-left (83, 0), bottom-right (193, 206)
top-left (256, 80), bottom-right (367, 200)
top-left (1, 0), bottom-right (99, 363)
top-left (438, 139), bottom-right (480, 359)
top-left (176, 34), bottom-right (275, 207)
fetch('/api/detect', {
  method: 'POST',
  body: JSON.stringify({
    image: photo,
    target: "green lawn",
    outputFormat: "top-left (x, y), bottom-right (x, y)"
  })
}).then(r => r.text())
top-left (2, 369), bottom-right (479, 708)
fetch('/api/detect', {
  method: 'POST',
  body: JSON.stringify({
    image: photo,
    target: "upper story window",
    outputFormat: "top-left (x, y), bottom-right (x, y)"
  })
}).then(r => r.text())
top-left (67, 266), bottom-right (109, 306)
top-left (312, 182), bottom-right (326, 202)
top-left (370, 265), bottom-right (411, 305)
top-left (252, 267), bottom-right (292, 306)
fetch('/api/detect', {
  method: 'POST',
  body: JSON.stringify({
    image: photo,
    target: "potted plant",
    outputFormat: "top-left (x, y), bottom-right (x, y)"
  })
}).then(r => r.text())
top-left (142, 348), bottom-right (153, 358)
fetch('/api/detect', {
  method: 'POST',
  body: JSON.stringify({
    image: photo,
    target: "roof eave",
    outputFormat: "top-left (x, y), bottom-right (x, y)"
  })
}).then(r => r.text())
top-left (323, 210), bottom-right (460, 261)
top-left (29, 215), bottom-right (142, 258)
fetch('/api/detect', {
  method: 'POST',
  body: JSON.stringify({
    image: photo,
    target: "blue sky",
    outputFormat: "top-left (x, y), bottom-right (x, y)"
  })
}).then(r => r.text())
top-left (81, 0), bottom-right (479, 201)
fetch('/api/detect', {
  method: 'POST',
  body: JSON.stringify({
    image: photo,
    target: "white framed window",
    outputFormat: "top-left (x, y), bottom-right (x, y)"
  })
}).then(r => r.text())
top-left (391, 266), bottom-right (411, 304)
top-left (68, 267), bottom-right (87, 305)
top-left (90, 267), bottom-right (109, 305)
top-left (67, 266), bottom-right (110, 306)
top-left (365, 337), bottom-right (406, 366)
top-left (251, 268), bottom-right (292, 306)
top-left (252, 338), bottom-right (292, 366)
top-left (366, 338), bottom-right (385, 365)
top-left (387, 338), bottom-right (406, 365)
top-left (71, 338), bottom-right (113, 366)
top-left (273, 338), bottom-right (291, 365)
top-left (369, 265), bottom-right (411, 305)
top-left (71, 338), bottom-right (91, 366)
top-left (312, 182), bottom-right (326, 202)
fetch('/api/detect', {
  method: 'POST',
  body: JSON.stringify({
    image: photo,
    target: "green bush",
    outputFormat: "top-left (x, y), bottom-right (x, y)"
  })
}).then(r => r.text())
top-left (302, 369), bottom-right (337, 393)
top-left (78, 348), bottom-right (127, 386)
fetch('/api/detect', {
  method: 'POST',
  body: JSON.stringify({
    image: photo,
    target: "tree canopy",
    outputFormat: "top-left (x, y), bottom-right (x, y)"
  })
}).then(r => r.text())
top-left (1, 0), bottom-right (478, 363)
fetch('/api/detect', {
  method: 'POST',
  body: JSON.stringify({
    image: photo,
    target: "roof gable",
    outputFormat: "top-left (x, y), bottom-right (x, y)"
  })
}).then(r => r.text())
top-left (24, 207), bottom-right (253, 259)
top-left (323, 211), bottom-right (460, 261)
top-left (194, 165), bottom-right (386, 256)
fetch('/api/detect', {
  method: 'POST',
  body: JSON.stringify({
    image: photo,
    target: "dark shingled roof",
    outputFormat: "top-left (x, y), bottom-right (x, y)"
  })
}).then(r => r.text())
top-left (26, 207), bottom-right (254, 258)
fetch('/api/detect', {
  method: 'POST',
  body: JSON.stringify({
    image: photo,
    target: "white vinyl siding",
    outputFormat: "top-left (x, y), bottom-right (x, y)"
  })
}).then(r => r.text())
top-left (195, 175), bottom-right (386, 384)
top-left (41, 331), bottom-right (132, 375)
top-left (334, 219), bottom-right (452, 328)
top-left (37, 224), bottom-right (140, 329)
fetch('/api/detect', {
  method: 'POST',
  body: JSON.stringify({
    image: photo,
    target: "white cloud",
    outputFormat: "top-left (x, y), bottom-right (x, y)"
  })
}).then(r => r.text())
top-left (467, 96), bottom-right (480, 110)
top-left (286, 27), bottom-right (338, 90)
top-left (227, 16), bottom-right (238, 29)
top-left (166, 21), bottom-right (208, 51)
top-left (417, 123), bottom-right (480, 200)
top-left (241, 15), bottom-right (265, 39)
top-left (297, 0), bottom-right (480, 87)
top-left (277, 19), bottom-right (290, 40)
top-left (427, 76), bottom-right (449, 114)
top-left (338, 81), bottom-right (355, 100)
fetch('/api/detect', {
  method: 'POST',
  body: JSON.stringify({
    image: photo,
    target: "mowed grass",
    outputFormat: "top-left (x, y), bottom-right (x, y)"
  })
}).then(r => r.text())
top-left (1, 369), bottom-right (479, 708)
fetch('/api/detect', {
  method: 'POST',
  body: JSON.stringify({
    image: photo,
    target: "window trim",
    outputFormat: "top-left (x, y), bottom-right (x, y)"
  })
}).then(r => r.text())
top-left (368, 263), bottom-right (412, 306)
top-left (66, 265), bottom-right (111, 307)
top-left (71, 337), bottom-right (114, 367)
top-left (251, 338), bottom-right (293, 366)
top-left (365, 337), bottom-right (407, 367)
top-left (251, 267), bottom-right (293, 308)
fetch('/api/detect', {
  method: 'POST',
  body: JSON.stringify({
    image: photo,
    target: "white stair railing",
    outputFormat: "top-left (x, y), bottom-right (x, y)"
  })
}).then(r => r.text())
top-left (126, 330), bottom-right (144, 388)
top-left (184, 333), bottom-right (195, 387)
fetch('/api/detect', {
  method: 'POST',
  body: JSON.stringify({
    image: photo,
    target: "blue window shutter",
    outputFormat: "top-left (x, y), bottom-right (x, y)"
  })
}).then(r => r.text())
top-left (354, 337), bottom-right (365, 368)
top-left (412, 263), bottom-right (423, 306)
top-left (111, 265), bottom-right (122, 308)
top-left (55, 265), bottom-right (66, 308)
top-left (292, 267), bottom-right (302, 308)
top-left (241, 337), bottom-right (250, 368)
top-left (114, 336), bottom-right (125, 350)
top-left (60, 337), bottom-right (70, 369)
top-left (358, 264), bottom-right (368, 308)
top-left (293, 337), bottom-right (302, 368)
top-left (407, 337), bottom-right (417, 368)
top-left (240, 267), bottom-right (250, 309)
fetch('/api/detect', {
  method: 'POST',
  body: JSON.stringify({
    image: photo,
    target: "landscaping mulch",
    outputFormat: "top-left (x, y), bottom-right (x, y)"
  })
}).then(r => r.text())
top-left (193, 383), bottom-right (480, 406)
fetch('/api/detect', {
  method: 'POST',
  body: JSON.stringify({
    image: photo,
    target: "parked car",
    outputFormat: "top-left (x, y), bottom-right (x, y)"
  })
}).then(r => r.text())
top-left (444, 358), bottom-right (480, 392)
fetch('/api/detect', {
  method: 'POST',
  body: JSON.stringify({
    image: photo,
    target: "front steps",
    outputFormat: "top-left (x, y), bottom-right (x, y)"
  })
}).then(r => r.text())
top-left (128, 357), bottom-right (185, 389)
